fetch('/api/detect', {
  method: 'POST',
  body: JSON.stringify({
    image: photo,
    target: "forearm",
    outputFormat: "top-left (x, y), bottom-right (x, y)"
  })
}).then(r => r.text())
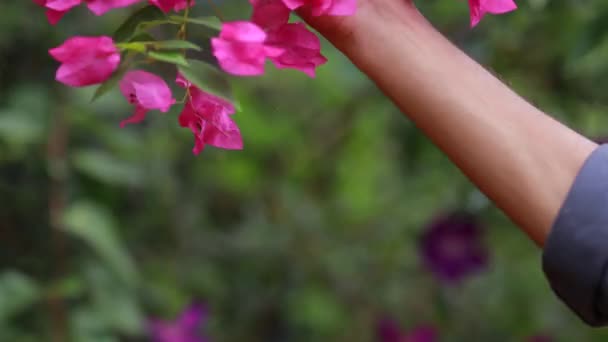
top-left (307, 4), bottom-right (597, 246)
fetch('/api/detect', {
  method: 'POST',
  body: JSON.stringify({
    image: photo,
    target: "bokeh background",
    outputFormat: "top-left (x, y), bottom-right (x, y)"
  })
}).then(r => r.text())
top-left (2, 0), bottom-right (608, 341)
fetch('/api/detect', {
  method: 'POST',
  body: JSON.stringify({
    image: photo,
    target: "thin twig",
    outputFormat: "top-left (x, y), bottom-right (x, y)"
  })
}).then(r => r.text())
top-left (47, 96), bottom-right (69, 342)
top-left (205, 0), bottom-right (225, 21)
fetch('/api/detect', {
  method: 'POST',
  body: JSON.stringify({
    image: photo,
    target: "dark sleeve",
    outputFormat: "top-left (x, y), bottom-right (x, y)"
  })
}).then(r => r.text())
top-left (543, 144), bottom-right (608, 327)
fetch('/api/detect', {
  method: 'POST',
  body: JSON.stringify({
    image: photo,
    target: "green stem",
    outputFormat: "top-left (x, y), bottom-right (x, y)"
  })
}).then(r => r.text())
top-left (177, 0), bottom-right (191, 41)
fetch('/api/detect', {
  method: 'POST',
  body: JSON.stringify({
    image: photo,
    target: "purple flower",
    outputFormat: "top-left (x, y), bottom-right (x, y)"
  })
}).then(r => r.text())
top-left (419, 212), bottom-right (488, 284)
top-left (527, 334), bottom-right (553, 342)
top-left (376, 318), bottom-right (437, 342)
top-left (377, 318), bottom-right (402, 342)
top-left (149, 302), bottom-right (209, 342)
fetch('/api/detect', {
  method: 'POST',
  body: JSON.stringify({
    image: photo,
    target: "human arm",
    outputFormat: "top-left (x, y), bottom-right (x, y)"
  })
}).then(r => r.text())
top-left (301, 0), bottom-right (597, 247)
top-left (302, 0), bottom-right (608, 326)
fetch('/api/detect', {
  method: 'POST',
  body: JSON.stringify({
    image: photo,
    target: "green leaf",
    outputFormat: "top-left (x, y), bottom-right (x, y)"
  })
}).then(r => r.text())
top-left (136, 18), bottom-right (180, 32)
top-left (51, 276), bottom-right (86, 299)
top-left (72, 149), bottom-right (144, 186)
top-left (113, 5), bottom-right (166, 42)
top-left (117, 40), bottom-right (201, 53)
top-left (62, 202), bottom-right (138, 287)
top-left (0, 271), bottom-right (40, 321)
top-left (151, 40), bottom-right (202, 51)
top-left (0, 110), bottom-right (44, 147)
top-left (147, 50), bottom-right (189, 66)
top-left (177, 59), bottom-right (234, 103)
top-left (91, 64), bottom-right (129, 102)
top-left (116, 42), bottom-right (147, 53)
top-left (128, 31), bottom-right (156, 43)
top-left (288, 287), bottom-right (346, 335)
top-left (85, 265), bottom-right (143, 335)
top-left (70, 307), bottom-right (115, 342)
top-left (169, 15), bottom-right (222, 31)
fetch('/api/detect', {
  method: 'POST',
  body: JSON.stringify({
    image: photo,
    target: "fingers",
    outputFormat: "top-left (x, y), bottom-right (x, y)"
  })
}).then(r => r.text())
top-left (297, 7), bottom-right (358, 50)
top-left (298, 0), bottom-right (419, 54)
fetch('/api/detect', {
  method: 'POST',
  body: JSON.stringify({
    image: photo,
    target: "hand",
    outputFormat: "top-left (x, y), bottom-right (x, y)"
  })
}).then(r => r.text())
top-left (299, 0), bottom-right (419, 53)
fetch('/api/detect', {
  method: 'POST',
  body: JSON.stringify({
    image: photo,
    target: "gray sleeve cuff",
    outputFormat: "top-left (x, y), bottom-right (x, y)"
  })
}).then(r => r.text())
top-left (543, 144), bottom-right (608, 326)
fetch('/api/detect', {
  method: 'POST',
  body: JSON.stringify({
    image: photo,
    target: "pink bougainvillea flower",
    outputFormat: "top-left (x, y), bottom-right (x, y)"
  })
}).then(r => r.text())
top-left (468, 0), bottom-right (517, 27)
top-left (377, 318), bottom-right (438, 342)
top-left (86, 0), bottom-right (143, 16)
top-left (34, 0), bottom-right (142, 24)
top-left (248, 1), bottom-right (326, 77)
top-left (250, 0), bottom-right (291, 30)
top-left (265, 22), bottom-right (327, 77)
top-left (211, 21), bottom-right (284, 76)
top-left (148, 0), bottom-right (194, 13)
top-left (34, 0), bottom-right (80, 24)
top-left (281, 0), bottom-right (356, 16)
top-left (177, 74), bottom-right (243, 154)
top-left (149, 302), bottom-right (210, 342)
top-left (45, 9), bottom-right (68, 25)
top-left (119, 70), bottom-right (175, 127)
top-left (175, 73), bottom-right (192, 89)
top-left (49, 36), bottom-right (120, 87)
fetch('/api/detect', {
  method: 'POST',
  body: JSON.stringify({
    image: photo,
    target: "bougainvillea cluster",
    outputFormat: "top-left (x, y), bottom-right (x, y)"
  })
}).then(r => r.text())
top-left (38, 0), bottom-right (517, 155)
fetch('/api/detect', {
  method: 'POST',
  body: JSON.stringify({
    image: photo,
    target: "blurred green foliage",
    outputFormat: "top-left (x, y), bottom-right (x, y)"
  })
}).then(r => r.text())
top-left (2, 1), bottom-right (608, 341)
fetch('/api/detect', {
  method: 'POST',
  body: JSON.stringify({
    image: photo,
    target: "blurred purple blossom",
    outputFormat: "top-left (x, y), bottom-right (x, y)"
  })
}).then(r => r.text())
top-left (149, 302), bottom-right (209, 342)
top-left (419, 212), bottom-right (488, 284)
top-left (527, 334), bottom-right (553, 342)
top-left (376, 317), bottom-right (437, 342)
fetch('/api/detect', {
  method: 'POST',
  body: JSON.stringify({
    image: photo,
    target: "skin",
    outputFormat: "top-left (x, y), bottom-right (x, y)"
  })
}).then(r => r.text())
top-left (300, 0), bottom-right (598, 246)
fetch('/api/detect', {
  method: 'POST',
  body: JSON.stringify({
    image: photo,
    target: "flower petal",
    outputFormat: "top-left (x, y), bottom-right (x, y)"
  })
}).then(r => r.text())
top-left (86, 0), bottom-right (143, 15)
top-left (120, 70), bottom-right (175, 112)
top-left (120, 106), bottom-right (148, 127)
